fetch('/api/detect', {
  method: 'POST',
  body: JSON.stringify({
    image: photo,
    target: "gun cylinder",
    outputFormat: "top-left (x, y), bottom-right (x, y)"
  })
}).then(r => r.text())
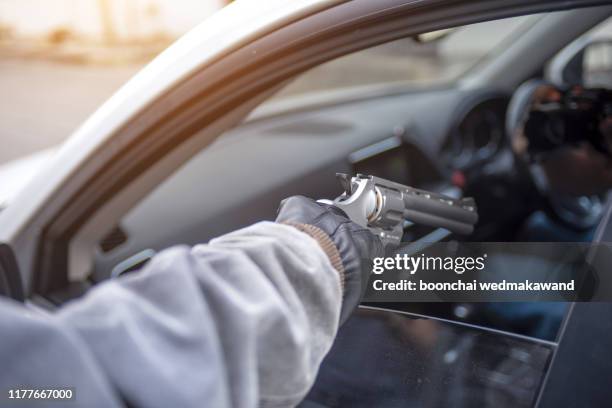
top-left (370, 187), bottom-right (404, 228)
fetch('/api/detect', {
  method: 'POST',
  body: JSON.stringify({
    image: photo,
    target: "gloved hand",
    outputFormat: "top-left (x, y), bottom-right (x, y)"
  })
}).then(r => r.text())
top-left (276, 196), bottom-right (384, 324)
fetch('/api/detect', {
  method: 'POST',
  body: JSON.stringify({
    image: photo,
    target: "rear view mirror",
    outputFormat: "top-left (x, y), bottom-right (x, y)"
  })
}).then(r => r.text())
top-left (0, 243), bottom-right (24, 301)
top-left (584, 40), bottom-right (612, 88)
top-left (547, 37), bottom-right (612, 87)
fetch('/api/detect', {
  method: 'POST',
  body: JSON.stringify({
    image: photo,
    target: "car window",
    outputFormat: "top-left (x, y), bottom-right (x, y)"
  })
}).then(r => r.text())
top-left (262, 14), bottom-right (542, 104)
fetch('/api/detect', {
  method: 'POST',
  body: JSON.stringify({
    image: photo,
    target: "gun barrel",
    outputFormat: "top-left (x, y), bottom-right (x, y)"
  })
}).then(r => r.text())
top-left (402, 208), bottom-right (476, 235)
top-left (402, 192), bottom-right (478, 232)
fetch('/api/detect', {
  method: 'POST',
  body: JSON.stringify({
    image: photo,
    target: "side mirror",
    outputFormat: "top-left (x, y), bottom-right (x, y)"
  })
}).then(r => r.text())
top-left (547, 37), bottom-right (612, 88)
top-left (0, 243), bottom-right (24, 301)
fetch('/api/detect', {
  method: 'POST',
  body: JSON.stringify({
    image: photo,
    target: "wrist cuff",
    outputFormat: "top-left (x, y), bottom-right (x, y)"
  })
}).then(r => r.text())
top-left (283, 222), bottom-right (345, 291)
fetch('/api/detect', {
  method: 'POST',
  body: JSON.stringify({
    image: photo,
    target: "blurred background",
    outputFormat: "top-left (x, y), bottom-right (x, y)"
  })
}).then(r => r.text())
top-left (0, 0), bottom-right (227, 164)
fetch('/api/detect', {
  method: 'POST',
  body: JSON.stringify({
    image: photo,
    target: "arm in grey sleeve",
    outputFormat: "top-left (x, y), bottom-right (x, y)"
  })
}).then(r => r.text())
top-left (0, 222), bottom-right (343, 408)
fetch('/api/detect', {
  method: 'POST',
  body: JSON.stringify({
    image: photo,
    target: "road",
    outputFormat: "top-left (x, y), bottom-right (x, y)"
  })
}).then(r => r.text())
top-left (0, 58), bottom-right (143, 164)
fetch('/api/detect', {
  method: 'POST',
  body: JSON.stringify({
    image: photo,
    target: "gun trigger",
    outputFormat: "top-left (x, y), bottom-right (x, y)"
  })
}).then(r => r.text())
top-left (336, 173), bottom-right (352, 195)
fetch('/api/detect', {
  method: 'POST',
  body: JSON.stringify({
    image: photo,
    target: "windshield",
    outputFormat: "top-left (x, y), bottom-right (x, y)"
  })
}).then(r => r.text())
top-left (265, 14), bottom-right (542, 103)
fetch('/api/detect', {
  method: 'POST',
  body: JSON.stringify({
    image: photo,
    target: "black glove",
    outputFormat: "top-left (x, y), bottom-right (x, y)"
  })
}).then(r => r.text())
top-left (276, 196), bottom-right (384, 324)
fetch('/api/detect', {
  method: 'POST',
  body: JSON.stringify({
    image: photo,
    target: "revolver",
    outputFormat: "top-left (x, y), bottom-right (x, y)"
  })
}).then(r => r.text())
top-left (327, 174), bottom-right (478, 248)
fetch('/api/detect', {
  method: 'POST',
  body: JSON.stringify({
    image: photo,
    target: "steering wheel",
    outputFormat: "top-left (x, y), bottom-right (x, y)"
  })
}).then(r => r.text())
top-left (506, 79), bottom-right (604, 231)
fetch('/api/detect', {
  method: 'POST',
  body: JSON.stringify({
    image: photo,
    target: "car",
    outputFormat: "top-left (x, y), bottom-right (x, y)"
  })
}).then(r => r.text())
top-left (1, 1), bottom-right (612, 407)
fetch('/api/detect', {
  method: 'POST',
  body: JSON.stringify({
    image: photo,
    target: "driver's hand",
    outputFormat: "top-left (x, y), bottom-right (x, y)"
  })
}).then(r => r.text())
top-left (276, 196), bottom-right (384, 323)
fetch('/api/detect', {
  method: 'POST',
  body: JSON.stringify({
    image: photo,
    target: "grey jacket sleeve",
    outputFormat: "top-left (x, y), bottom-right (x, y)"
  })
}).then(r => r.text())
top-left (0, 222), bottom-right (343, 408)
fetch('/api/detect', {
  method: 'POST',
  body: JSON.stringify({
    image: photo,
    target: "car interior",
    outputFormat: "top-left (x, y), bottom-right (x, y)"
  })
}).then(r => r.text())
top-left (30, 7), bottom-right (612, 407)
